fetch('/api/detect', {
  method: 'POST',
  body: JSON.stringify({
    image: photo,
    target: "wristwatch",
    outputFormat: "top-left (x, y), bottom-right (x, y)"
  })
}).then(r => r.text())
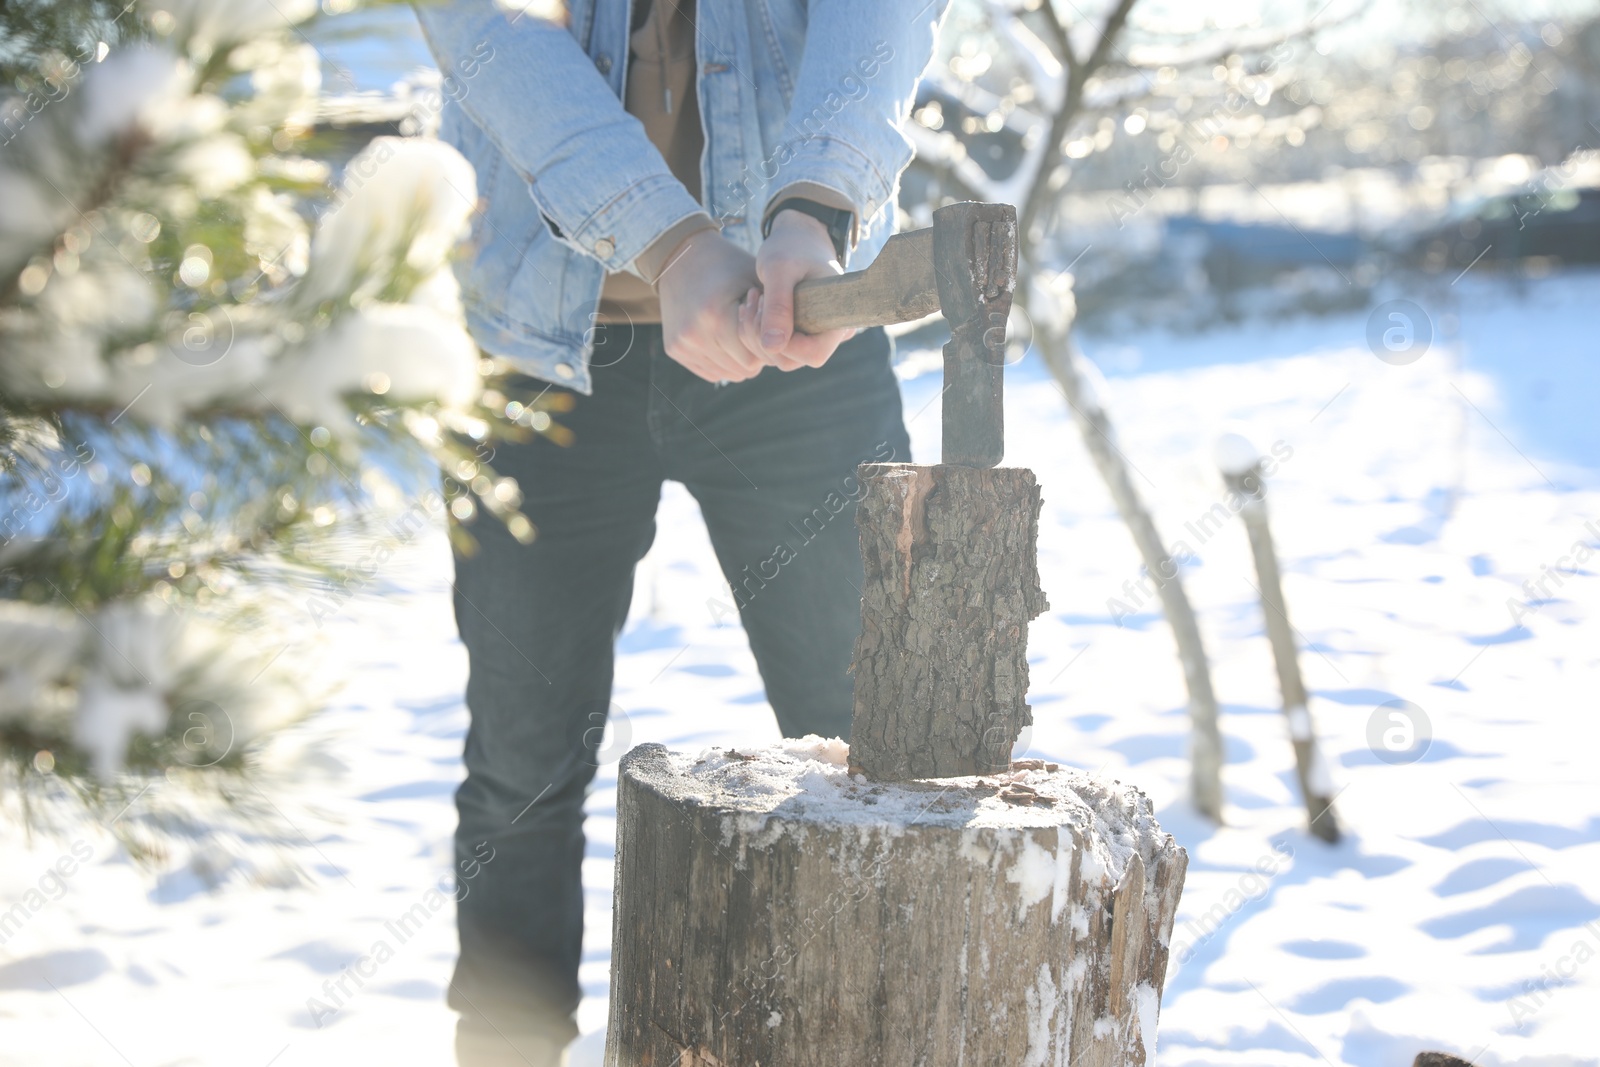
top-left (763, 197), bottom-right (853, 262)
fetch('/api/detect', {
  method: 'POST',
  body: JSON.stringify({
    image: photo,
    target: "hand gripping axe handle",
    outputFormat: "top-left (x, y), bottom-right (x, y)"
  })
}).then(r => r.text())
top-left (791, 201), bottom-right (1017, 468)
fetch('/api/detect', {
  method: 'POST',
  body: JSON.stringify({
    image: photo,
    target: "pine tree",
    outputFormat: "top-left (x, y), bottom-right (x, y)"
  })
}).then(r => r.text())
top-left (0, 1), bottom-right (558, 855)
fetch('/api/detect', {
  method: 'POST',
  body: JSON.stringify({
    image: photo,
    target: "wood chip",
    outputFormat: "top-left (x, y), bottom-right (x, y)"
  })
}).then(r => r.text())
top-left (996, 784), bottom-right (1057, 807)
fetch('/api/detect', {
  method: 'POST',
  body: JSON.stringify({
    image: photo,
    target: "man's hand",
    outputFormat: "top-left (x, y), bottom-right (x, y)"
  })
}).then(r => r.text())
top-left (656, 228), bottom-right (767, 383)
top-left (740, 209), bottom-right (854, 371)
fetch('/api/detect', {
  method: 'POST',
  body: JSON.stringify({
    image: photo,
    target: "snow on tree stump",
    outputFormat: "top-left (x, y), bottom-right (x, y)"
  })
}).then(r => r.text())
top-left (850, 463), bottom-right (1049, 780)
top-left (605, 740), bottom-right (1187, 1067)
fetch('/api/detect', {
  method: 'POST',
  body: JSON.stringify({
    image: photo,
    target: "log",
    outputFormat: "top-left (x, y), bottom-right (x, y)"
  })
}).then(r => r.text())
top-left (606, 741), bottom-right (1188, 1067)
top-left (850, 463), bottom-right (1048, 780)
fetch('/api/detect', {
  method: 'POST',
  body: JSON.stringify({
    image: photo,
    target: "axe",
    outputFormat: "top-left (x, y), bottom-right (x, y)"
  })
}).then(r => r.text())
top-left (792, 201), bottom-right (1017, 467)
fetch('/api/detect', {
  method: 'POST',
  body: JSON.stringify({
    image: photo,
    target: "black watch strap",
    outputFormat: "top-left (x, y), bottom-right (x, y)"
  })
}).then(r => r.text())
top-left (763, 197), bottom-right (853, 261)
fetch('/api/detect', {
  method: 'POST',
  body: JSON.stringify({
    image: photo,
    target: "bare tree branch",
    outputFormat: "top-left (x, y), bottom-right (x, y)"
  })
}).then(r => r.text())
top-left (1019, 0), bottom-right (1139, 255)
top-left (1079, 0), bottom-right (1140, 81)
top-left (1121, 4), bottom-right (1363, 71)
top-left (1040, 0), bottom-right (1079, 77)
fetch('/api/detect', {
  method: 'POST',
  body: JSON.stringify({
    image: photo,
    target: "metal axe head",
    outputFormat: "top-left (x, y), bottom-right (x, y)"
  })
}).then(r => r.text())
top-left (932, 202), bottom-right (1016, 467)
top-left (788, 200), bottom-right (1018, 466)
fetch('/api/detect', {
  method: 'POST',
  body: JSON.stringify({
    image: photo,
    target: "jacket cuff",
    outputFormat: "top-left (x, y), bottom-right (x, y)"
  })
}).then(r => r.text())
top-left (542, 172), bottom-right (709, 273)
top-left (761, 182), bottom-right (860, 251)
top-left (764, 135), bottom-right (898, 246)
top-left (632, 212), bottom-right (718, 284)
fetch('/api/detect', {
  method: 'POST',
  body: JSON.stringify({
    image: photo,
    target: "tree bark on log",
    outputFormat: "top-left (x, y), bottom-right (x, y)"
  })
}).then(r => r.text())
top-left (606, 742), bottom-right (1188, 1067)
top-left (849, 463), bottom-right (1048, 780)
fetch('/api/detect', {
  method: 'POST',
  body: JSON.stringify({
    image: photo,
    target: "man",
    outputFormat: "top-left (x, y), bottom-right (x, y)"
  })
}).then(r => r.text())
top-left (414, 1), bottom-right (946, 1062)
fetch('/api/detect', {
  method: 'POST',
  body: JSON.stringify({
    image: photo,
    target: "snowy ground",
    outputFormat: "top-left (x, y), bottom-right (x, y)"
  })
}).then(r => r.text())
top-left (3, 270), bottom-right (1599, 1066)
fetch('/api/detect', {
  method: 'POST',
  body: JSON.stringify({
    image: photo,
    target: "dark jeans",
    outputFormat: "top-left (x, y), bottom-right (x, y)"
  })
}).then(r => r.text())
top-left (447, 324), bottom-right (910, 1062)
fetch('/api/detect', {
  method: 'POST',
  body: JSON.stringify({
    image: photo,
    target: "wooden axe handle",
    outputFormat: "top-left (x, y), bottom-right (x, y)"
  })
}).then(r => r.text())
top-left (791, 229), bottom-right (939, 334)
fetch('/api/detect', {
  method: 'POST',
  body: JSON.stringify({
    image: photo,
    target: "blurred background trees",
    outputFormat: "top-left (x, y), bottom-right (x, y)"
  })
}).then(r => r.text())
top-left (893, 0), bottom-right (1600, 824)
top-left (905, 0), bottom-right (1600, 333)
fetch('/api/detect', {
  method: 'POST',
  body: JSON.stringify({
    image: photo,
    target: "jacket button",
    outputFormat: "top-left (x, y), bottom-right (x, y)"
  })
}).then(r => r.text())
top-left (554, 362), bottom-right (576, 380)
top-left (593, 236), bottom-right (615, 258)
top-left (595, 54), bottom-right (612, 75)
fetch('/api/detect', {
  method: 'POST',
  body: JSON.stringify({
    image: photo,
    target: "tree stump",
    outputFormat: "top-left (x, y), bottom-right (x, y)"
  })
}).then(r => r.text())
top-left (606, 741), bottom-right (1187, 1067)
top-left (850, 463), bottom-right (1048, 780)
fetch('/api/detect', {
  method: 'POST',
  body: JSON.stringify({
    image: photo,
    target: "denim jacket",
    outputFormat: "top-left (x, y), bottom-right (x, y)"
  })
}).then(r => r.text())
top-left (413, 0), bottom-right (946, 392)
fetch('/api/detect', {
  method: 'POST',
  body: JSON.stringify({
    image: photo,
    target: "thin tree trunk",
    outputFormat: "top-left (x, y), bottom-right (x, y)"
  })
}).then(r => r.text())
top-left (983, 0), bottom-right (1224, 822)
top-left (1223, 466), bottom-right (1341, 842)
top-left (1038, 328), bottom-right (1225, 822)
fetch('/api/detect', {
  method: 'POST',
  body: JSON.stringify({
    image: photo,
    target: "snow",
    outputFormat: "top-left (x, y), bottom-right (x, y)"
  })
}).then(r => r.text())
top-left (75, 47), bottom-right (186, 147)
top-left (262, 300), bottom-right (481, 431)
top-left (645, 741), bottom-right (1156, 897)
top-left (4, 270), bottom-right (1600, 1065)
top-left (1213, 432), bottom-right (1263, 477)
top-left (1133, 981), bottom-right (1161, 1059)
top-left (1003, 834), bottom-right (1074, 922)
top-left (145, 0), bottom-right (320, 58)
top-left (663, 741), bottom-right (1156, 845)
top-left (1283, 703), bottom-right (1312, 742)
top-left (72, 676), bottom-right (167, 781)
top-left (1304, 739), bottom-right (1337, 797)
top-left (1024, 962), bottom-right (1060, 1067)
top-left (301, 136), bottom-right (479, 311)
